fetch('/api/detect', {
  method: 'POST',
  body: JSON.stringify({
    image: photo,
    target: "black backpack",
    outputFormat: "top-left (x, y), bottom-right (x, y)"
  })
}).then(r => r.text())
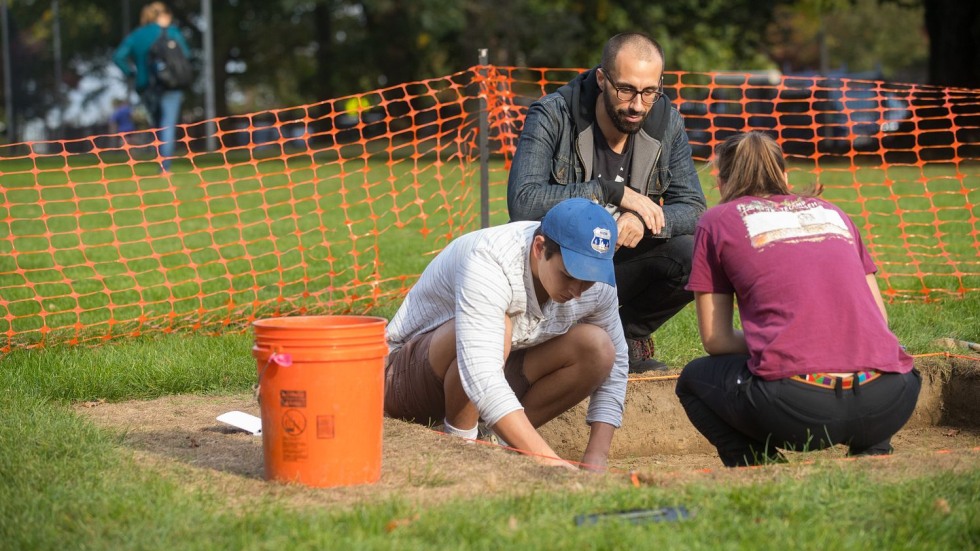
top-left (149, 27), bottom-right (193, 89)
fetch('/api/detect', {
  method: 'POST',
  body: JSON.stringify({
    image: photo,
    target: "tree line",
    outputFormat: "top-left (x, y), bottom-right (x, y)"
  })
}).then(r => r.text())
top-left (1, 0), bottom-right (975, 141)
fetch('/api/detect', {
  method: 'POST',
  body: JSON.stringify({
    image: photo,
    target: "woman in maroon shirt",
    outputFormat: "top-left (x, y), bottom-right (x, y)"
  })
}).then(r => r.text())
top-left (676, 131), bottom-right (920, 467)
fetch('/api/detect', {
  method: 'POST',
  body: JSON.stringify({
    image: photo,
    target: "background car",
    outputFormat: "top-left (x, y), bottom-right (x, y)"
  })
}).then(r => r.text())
top-left (677, 73), bottom-right (915, 159)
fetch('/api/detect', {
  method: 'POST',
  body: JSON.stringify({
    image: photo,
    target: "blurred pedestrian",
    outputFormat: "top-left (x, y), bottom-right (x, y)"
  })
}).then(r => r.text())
top-left (108, 98), bottom-right (136, 134)
top-left (676, 131), bottom-right (920, 467)
top-left (113, 1), bottom-right (191, 171)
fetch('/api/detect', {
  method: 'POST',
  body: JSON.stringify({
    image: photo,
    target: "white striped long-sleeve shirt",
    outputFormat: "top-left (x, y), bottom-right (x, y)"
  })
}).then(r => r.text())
top-left (386, 221), bottom-right (629, 428)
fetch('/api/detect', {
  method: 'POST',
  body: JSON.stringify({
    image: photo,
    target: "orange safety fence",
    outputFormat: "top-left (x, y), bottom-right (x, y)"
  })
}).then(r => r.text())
top-left (1, 66), bottom-right (978, 352)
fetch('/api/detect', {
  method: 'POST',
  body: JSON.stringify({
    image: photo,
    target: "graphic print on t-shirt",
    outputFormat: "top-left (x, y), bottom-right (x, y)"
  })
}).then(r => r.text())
top-left (594, 132), bottom-right (633, 185)
top-left (737, 198), bottom-right (853, 249)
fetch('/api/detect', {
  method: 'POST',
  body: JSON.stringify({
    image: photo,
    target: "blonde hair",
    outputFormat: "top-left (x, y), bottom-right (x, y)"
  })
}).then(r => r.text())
top-left (714, 131), bottom-right (817, 202)
top-left (140, 2), bottom-right (170, 25)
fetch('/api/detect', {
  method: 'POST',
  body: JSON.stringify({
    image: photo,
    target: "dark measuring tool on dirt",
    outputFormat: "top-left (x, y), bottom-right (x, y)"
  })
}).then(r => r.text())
top-left (574, 506), bottom-right (692, 526)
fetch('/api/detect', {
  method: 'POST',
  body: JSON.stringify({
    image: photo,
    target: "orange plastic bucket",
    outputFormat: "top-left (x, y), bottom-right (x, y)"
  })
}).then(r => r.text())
top-left (252, 315), bottom-right (388, 487)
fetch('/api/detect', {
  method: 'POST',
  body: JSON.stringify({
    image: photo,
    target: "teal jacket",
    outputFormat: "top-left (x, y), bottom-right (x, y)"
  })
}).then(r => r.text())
top-left (113, 23), bottom-right (191, 92)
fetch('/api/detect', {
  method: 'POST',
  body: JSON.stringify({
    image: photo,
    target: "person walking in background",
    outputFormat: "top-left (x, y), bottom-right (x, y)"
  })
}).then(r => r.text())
top-left (113, 1), bottom-right (191, 172)
top-left (507, 32), bottom-right (706, 374)
top-left (108, 98), bottom-right (136, 134)
top-left (676, 131), bottom-right (920, 467)
top-left (384, 198), bottom-right (629, 472)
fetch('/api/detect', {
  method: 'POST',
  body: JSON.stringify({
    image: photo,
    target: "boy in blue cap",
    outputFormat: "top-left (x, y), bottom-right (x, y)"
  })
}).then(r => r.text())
top-left (385, 198), bottom-right (629, 471)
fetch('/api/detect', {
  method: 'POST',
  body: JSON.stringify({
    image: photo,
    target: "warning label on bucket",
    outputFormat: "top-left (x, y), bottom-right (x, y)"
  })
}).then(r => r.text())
top-left (317, 415), bottom-right (335, 439)
top-left (282, 439), bottom-right (308, 462)
top-left (280, 390), bottom-right (307, 408)
top-left (282, 409), bottom-right (307, 436)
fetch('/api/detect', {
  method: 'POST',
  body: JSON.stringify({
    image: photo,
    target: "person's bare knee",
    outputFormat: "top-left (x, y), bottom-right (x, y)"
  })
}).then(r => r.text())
top-left (523, 324), bottom-right (613, 384)
top-left (569, 324), bottom-right (615, 388)
top-left (520, 324), bottom-right (615, 426)
top-left (545, 324), bottom-right (613, 380)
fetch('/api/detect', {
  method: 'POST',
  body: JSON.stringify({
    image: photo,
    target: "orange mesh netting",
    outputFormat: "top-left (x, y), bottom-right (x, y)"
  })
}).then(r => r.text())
top-left (1, 67), bottom-right (978, 351)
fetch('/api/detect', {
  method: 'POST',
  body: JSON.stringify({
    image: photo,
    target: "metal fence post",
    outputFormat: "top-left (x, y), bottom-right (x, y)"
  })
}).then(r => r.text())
top-left (1, 0), bottom-right (13, 142)
top-left (478, 48), bottom-right (490, 229)
top-left (202, 0), bottom-right (217, 152)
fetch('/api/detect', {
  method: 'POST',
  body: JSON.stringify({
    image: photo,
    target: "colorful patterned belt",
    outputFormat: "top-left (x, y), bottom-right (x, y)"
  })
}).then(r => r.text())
top-left (791, 371), bottom-right (882, 390)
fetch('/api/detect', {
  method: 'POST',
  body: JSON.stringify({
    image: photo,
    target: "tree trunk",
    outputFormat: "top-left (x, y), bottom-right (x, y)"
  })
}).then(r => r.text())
top-left (924, 0), bottom-right (980, 88)
top-left (313, 2), bottom-right (334, 102)
top-left (362, 1), bottom-right (418, 88)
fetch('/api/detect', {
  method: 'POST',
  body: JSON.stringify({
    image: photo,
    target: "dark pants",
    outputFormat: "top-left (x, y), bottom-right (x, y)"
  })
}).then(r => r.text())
top-left (675, 354), bottom-right (922, 467)
top-left (614, 234), bottom-right (695, 339)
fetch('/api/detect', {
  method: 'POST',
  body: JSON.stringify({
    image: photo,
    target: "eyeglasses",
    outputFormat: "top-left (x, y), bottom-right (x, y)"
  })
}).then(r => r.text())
top-left (602, 70), bottom-right (664, 105)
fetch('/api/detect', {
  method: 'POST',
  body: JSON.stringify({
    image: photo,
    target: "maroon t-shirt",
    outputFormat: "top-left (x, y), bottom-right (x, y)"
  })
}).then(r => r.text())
top-left (686, 195), bottom-right (914, 380)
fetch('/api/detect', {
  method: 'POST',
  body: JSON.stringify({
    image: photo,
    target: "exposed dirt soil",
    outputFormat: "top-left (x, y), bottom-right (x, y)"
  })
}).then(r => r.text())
top-left (73, 356), bottom-right (980, 508)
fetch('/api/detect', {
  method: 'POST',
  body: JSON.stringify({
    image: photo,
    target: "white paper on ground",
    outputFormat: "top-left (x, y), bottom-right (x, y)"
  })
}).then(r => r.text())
top-left (216, 411), bottom-right (262, 435)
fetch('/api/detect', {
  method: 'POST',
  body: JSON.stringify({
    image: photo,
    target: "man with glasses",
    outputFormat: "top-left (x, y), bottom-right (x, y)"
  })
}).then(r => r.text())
top-left (508, 32), bottom-right (706, 373)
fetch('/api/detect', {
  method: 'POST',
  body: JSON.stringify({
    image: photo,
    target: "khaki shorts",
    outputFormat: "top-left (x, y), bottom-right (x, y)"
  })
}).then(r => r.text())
top-left (384, 330), bottom-right (529, 425)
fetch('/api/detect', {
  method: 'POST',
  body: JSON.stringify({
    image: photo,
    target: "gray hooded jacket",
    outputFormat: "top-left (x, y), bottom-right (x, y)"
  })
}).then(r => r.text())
top-left (507, 66), bottom-right (705, 238)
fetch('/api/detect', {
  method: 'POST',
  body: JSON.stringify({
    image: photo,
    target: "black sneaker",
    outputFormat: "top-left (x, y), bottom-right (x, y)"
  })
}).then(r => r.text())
top-left (626, 337), bottom-right (669, 373)
top-left (628, 357), bottom-right (669, 373)
top-left (848, 444), bottom-right (894, 457)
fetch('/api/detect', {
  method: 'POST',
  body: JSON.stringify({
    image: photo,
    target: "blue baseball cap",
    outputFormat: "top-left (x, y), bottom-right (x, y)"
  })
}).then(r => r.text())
top-left (540, 198), bottom-right (617, 286)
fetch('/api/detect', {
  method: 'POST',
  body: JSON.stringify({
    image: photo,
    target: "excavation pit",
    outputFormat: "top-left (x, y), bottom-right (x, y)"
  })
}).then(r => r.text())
top-left (74, 356), bottom-right (980, 507)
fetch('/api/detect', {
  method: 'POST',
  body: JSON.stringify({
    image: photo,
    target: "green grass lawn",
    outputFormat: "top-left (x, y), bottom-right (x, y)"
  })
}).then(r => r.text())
top-left (1, 150), bottom-right (482, 345)
top-left (3, 389), bottom-right (977, 551)
top-left (2, 152), bottom-right (977, 348)
top-left (1, 150), bottom-right (979, 549)
top-left (1, 295), bottom-right (978, 549)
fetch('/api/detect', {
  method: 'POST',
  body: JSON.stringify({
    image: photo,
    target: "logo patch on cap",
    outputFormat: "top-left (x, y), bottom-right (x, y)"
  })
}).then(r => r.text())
top-left (591, 227), bottom-right (611, 254)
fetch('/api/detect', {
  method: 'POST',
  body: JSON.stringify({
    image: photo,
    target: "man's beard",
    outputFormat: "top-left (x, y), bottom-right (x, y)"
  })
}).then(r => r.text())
top-left (602, 90), bottom-right (649, 134)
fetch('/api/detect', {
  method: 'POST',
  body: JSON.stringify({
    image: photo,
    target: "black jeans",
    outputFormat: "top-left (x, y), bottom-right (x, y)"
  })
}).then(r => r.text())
top-left (614, 234), bottom-right (695, 339)
top-left (675, 354), bottom-right (922, 467)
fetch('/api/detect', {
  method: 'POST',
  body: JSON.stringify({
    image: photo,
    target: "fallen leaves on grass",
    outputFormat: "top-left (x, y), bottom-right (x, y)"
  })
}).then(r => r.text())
top-left (385, 514), bottom-right (419, 532)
